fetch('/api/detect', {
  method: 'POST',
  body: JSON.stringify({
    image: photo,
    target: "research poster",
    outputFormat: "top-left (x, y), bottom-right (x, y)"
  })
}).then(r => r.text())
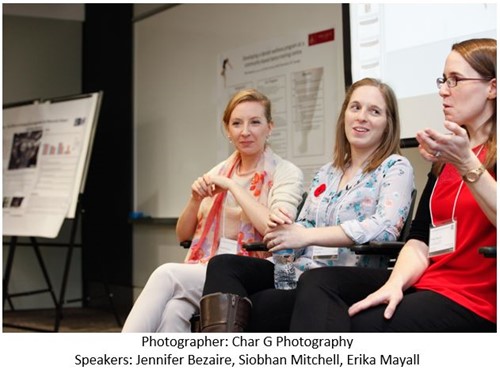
top-left (2, 93), bottom-right (100, 238)
top-left (217, 28), bottom-right (341, 184)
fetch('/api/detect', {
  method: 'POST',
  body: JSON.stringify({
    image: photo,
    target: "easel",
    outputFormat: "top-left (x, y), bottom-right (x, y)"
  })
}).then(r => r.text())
top-left (2, 196), bottom-right (122, 332)
top-left (3, 236), bottom-right (59, 331)
top-left (2, 92), bottom-right (121, 331)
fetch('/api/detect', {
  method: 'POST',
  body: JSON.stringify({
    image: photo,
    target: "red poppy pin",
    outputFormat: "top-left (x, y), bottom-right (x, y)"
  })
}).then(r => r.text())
top-left (314, 183), bottom-right (326, 197)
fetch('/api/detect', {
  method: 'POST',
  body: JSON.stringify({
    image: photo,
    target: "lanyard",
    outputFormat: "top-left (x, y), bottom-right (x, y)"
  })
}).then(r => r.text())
top-left (429, 145), bottom-right (484, 226)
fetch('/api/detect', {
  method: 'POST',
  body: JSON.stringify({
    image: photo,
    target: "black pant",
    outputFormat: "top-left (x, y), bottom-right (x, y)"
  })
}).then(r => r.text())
top-left (290, 266), bottom-right (496, 332)
top-left (203, 254), bottom-right (295, 332)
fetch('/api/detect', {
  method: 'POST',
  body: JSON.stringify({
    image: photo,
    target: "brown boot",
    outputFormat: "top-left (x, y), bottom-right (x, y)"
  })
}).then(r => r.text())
top-left (200, 292), bottom-right (251, 332)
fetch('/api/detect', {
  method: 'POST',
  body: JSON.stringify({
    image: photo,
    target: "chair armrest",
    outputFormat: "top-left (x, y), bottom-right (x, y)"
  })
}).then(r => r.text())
top-left (348, 241), bottom-right (405, 256)
top-left (242, 242), bottom-right (268, 252)
top-left (180, 240), bottom-right (192, 249)
top-left (478, 246), bottom-right (496, 258)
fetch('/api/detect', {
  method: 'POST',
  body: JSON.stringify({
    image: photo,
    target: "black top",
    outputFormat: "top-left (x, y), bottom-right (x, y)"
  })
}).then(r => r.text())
top-left (406, 171), bottom-right (436, 245)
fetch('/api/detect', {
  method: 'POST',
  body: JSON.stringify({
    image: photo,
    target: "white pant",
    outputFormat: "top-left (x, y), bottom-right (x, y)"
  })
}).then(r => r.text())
top-left (122, 263), bottom-right (206, 332)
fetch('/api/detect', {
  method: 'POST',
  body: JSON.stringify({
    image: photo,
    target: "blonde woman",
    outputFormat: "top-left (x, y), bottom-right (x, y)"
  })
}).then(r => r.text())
top-left (122, 89), bottom-right (303, 332)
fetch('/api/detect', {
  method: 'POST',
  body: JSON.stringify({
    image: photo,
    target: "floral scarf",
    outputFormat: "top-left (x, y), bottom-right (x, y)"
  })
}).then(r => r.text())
top-left (184, 147), bottom-right (277, 263)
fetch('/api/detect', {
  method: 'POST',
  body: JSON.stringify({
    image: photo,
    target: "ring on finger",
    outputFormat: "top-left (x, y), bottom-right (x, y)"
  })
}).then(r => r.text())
top-left (434, 150), bottom-right (441, 158)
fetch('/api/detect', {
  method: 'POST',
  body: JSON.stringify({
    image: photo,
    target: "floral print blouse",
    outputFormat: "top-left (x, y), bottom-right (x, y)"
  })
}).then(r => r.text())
top-left (293, 154), bottom-right (415, 275)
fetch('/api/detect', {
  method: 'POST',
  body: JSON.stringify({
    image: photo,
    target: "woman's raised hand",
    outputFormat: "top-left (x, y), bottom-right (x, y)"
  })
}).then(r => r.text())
top-left (191, 174), bottom-right (215, 200)
top-left (416, 121), bottom-right (475, 171)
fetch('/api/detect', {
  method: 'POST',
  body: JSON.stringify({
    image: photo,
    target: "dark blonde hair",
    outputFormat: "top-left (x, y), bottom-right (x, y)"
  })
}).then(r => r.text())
top-left (222, 89), bottom-right (272, 130)
top-left (435, 38), bottom-right (497, 174)
top-left (333, 77), bottom-right (401, 173)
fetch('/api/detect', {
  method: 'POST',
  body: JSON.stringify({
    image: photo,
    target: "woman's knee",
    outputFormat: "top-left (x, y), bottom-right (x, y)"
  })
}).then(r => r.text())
top-left (149, 263), bottom-right (204, 284)
top-left (206, 255), bottom-right (242, 279)
top-left (208, 254), bottom-right (242, 269)
top-left (140, 263), bottom-right (178, 291)
top-left (298, 266), bottom-right (346, 288)
top-left (150, 263), bottom-right (179, 278)
top-left (207, 254), bottom-right (265, 277)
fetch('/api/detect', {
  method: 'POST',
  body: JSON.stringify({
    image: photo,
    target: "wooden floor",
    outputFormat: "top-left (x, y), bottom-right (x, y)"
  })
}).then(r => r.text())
top-left (3, 307), bottom-right (124, 332)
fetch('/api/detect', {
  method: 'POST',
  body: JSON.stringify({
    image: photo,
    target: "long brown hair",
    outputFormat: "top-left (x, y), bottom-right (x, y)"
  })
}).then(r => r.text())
top-left (333, 77), bottom-right (401, 173)
top-left (435, 38), bottom-right (496, 175)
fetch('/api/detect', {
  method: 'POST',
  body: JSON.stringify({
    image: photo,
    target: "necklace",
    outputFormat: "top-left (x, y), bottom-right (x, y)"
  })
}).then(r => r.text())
top-left (236, 163), bottom-right (257, 176)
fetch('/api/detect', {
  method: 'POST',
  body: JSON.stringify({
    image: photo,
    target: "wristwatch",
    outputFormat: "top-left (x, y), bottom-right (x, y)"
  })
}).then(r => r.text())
top-left (462, 164), bottom-right (486, 183)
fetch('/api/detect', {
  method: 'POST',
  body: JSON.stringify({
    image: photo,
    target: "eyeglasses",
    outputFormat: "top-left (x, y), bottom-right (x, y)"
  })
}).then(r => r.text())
top-left (436, 76), bottom-right (491, 89)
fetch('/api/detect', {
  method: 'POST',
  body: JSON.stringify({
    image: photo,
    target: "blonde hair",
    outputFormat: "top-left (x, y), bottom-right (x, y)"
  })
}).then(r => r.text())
top-left (222, 89), bottom-right (272, 129)
top-left (333, 78), bottom-right (401, 173)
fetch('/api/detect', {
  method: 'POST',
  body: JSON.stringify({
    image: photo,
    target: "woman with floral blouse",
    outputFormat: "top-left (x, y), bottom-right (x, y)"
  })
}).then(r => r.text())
top-left (200, 78), bottom-right (415, 332)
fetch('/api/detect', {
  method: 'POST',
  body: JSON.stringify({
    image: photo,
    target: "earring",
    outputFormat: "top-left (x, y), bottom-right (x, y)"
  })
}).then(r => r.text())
top-left (228, 136), bottom-right (232, 144)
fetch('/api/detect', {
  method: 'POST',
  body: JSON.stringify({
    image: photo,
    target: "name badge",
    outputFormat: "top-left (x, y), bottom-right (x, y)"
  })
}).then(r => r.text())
top-left (312, 246), bottom-right (339, 260)
top-left (217, 237), bottom-right (238, 255)
top-left (429, 220), bottom-right (456, 257)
